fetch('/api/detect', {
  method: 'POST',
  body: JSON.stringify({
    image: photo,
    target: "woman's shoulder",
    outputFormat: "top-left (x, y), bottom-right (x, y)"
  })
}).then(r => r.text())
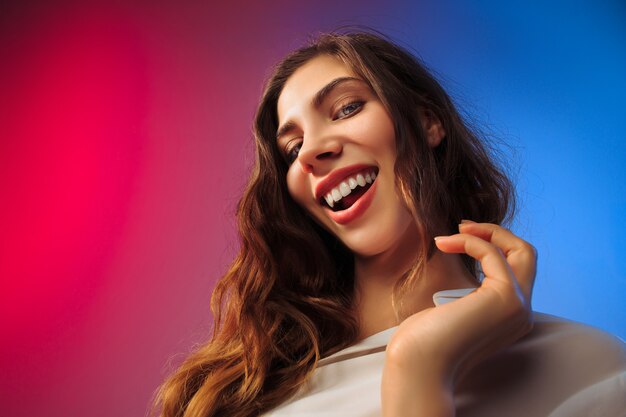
top-left (455, 312), bottom-right (626, 417)
top-left (530, 312), bottom-right (626, 364)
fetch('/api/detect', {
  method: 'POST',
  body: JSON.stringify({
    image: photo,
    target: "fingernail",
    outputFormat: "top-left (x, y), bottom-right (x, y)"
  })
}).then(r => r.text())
top-left (460, 219), bottom-right (476, 224)
top-left (434, 236), bottom-right (450, 242)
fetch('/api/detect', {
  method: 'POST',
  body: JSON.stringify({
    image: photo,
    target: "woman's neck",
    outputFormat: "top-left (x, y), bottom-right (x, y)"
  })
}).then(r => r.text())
top-left (353, 233), bottom-right (477, 340)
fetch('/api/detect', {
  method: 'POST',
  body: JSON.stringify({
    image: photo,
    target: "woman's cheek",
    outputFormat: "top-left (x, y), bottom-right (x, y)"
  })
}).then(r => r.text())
top-left (286, 164), bottom-right (312, 212)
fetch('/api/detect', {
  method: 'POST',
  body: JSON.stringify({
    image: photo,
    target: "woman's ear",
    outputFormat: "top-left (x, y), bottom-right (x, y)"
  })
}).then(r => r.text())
top-left (420, 109), bottom-right (445, 148)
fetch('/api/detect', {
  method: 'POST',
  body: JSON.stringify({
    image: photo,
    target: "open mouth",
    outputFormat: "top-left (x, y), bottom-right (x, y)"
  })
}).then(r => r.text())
top-left (319, 168), bottom-right (378, 212)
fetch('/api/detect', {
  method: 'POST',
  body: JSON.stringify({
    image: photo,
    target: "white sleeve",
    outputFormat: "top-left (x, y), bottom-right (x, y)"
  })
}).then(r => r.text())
top-left (548, 371), bottom-right (626, 417)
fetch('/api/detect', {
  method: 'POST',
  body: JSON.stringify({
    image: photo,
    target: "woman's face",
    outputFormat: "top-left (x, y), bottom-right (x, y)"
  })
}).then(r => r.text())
top-left (276, 54), bottom-right (416, 257)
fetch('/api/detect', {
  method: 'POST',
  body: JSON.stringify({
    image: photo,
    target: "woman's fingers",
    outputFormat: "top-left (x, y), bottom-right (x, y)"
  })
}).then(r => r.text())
top-left (457, 222), bottom-right (537, 299)
top-left (434, 223), bottom-right (537, 302)
top-left (434, 232), bottom-right (519, 292)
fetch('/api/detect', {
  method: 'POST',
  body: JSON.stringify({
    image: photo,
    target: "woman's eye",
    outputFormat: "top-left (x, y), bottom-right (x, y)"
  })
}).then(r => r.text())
top-left (334, 101), bottom-right (364, 120)
top-left (285, 142), bottom-right (302, 164)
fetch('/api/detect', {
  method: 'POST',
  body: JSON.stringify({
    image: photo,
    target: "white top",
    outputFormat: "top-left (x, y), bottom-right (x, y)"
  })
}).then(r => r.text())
top-left (264, 290), bottom-right (626, 416)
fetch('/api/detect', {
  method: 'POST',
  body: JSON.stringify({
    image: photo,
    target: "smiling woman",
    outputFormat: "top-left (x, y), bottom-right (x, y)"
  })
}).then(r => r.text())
top-left (153, 31), bottom-right (626, 417)
top-left (278, 58), bottom-right (404, 251)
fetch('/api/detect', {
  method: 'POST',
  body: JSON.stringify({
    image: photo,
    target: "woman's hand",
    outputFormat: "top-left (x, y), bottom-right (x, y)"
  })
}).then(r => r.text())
top-left (381, 222), bottom-right (537, 416)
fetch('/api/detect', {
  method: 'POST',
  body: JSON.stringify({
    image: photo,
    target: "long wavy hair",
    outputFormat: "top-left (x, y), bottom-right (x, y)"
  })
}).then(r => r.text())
top-left (153, 31), bottom-right (514, 417)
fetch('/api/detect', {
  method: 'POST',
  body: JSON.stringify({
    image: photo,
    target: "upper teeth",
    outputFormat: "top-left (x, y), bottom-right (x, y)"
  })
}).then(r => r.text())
top-left (324, 171), bottom-right (377, 208)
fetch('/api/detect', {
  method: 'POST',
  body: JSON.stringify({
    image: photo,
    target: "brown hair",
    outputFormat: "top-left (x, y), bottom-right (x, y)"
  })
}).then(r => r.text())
top-left (153, 31), bottom-right (514, 417)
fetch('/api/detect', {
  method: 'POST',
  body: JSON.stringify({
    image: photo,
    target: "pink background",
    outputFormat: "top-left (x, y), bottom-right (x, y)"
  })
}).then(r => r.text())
top-left (1, 1), bottom-right (624, 416)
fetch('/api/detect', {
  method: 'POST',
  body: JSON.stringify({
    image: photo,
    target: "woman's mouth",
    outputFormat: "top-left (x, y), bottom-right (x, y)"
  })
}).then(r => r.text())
top-left (319, 168), bottom-right (378, 212)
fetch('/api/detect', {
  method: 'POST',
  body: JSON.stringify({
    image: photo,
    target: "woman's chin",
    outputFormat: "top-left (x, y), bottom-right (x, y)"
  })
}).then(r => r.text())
top-left (342, 216), bottom-right (420, 260)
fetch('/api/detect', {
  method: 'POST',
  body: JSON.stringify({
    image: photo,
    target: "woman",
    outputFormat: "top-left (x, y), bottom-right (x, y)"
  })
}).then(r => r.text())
top-left (154, 32), bottom-right (626, 416)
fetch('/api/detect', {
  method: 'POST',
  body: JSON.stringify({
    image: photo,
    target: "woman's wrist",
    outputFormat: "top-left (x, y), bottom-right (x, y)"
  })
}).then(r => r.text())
top-left (382, 339), bottom-right (455, 417)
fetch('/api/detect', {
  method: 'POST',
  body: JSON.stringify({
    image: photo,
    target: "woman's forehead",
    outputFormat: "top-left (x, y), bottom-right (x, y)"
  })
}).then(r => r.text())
top-left (277, 55), bottom-right (357, 123)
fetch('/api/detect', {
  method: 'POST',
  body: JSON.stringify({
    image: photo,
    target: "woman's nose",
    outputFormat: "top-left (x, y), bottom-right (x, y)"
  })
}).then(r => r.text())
top-left (296, 133), bottom-right (343, 173)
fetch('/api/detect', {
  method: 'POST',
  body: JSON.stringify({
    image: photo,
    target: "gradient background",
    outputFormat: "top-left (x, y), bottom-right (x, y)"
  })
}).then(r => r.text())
top-left (1, 1), bottom-right (624, 416)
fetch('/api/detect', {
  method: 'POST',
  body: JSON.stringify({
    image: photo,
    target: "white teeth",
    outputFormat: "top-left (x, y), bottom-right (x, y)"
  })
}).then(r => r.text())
top-left (339, 182), bottom-right (351, 197)
top-left (323, 170), bottom-right (378, 208)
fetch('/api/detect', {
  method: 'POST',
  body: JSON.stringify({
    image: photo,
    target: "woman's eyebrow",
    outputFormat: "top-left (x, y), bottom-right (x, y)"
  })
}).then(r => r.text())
top-left (276, 76), bottom-right (363, 140)
top-left (312, 76), bottom-right (362, 108)
top-left (276, 121), bottom-right (297, 141)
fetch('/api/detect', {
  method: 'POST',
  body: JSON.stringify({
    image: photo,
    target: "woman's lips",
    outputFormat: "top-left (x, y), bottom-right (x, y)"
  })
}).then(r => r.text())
top-left (325, 179), bottom-right (377, 225)
top-left (315, 164), bottom-right (377, 202)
